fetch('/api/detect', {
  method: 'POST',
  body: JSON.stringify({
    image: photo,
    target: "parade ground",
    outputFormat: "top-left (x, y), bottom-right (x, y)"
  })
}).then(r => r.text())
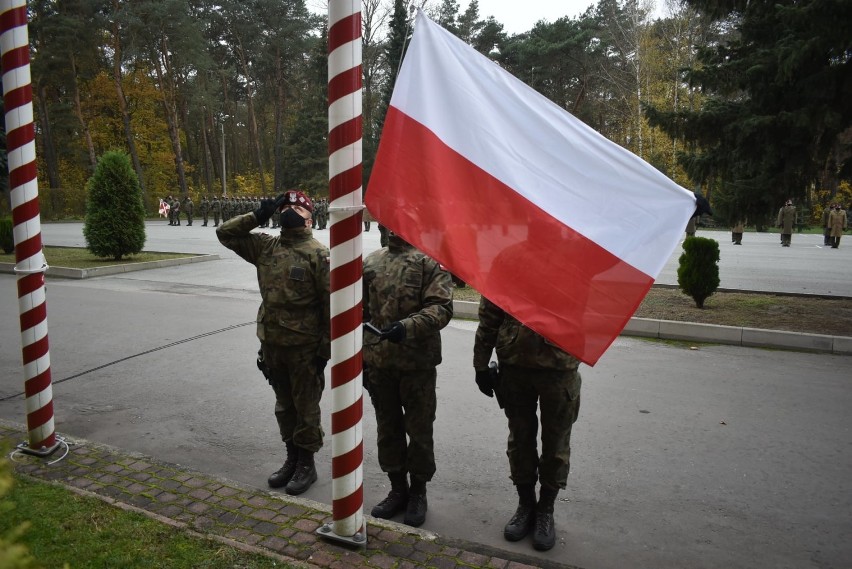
top-left (1, 221), bottom-right (851, 568)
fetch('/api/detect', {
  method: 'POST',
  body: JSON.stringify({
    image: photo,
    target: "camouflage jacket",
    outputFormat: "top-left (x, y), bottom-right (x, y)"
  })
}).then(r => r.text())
top-left (473, 297), bottom-right (579, 372)
top-left (363, 237), bottom-right (453, 369)
top-left (217, 213), bottom-right (330, 358)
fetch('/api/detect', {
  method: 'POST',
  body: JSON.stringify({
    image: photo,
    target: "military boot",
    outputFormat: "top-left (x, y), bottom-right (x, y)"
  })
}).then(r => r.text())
top-left (404, 479), bottom-right (428, 527)
top-left (267, 441), bottom-right (297, 489)
top-left (504, 483), bottom-right (537, 541)
top-left (371, 472), bottom-right (408, 519)
top-left (533, 484), bottom-right (559, 551)
top-left (285, 449), bottom-right (317, 495)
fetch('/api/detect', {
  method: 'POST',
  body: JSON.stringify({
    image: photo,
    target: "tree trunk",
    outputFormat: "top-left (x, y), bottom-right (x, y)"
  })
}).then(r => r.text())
top-left (69, 55), bottom-right (97, 172)
top-left (35, 84), bottom-right (60, 190)
top-left (153, 46), bottom-right (188, 197)
top-left (235, 37), bottom-right (267, 193)
top-left (111, 10), bottom-right (146, 199)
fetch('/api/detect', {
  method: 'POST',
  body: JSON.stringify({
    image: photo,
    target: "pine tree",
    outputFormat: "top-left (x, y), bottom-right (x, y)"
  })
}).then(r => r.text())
top-left (677, 236), bottom-right (720, 308)
top-left (83, 151), bottom-right (146, 260)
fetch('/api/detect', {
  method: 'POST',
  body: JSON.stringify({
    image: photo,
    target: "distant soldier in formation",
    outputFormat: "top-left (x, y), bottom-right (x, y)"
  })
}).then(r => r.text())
top-left (171, 196), bottom-right (181, 225)
top-left (828, 203), bottom-right (847, 249)
top-left (200, 196), bottom-right (210, 226)
top-left (822, 205), bottom-right (832, 246)
top-left (776, 199), bottom-right (796, 247)
top-left (211, 195), bottom-right (221, 226)
top-left (184, 196), bottom-right (194, 226)
top-left (731, 218), bottom-right (745, 245)
top-left (222, 196), bottom-right (232, 222)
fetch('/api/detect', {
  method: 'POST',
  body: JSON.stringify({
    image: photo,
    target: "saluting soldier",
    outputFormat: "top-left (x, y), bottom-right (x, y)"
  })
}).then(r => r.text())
top-left (217, 190), bottom-right (330, 496)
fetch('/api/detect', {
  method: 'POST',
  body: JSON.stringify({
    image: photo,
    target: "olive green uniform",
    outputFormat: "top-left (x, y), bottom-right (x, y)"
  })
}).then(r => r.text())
top-left (363, 237), bottom-right (453, 483)
top-left (776, 204), bottom-right (796, 246)
top-left (473, 297), bottom-right (582, 490)
top-left (217, 213), bottom-right (330, 452)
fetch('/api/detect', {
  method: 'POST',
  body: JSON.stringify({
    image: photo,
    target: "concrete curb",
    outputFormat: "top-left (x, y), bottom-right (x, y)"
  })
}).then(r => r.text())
top-left (0, 253), bottom-right (219, 279)
top-left (0, 419), bottom-right (578, 569)
top-left (451, 300), bottom-right (852, 356)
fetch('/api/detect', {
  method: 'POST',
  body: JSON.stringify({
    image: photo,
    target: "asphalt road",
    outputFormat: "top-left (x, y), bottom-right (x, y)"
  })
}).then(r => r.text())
top-left (1, 221), bottom-right (851, 568)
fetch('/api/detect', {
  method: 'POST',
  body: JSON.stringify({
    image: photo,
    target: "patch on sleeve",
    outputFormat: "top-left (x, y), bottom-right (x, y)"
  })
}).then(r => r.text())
top-left (289, 266), bottom-right (306, 281)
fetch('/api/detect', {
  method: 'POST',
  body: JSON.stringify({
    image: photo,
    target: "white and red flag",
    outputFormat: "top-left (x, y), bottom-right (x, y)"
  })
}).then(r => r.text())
top-left (158, 199), bottom-right (170, 217)
top-left (366, 11), bottom-right (697, 365)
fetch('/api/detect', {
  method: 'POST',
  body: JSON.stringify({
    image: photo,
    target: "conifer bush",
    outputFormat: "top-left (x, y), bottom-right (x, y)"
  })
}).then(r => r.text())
top-left (0, 217), bottom-right (13, 254)
top-left (83, 151), bottom-right (146, 260)
top-left (677, 236), bottom-right (720, 308)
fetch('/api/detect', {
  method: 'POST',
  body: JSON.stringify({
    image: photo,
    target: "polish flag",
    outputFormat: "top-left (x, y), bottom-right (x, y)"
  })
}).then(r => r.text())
top-left (366, 11), bottom-right (697, 365)
top-left (158, 199), bottom-right (170, 217)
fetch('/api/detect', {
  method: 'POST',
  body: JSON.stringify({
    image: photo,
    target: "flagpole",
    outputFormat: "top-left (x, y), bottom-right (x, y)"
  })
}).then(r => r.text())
top-left (1, 0), bottom-right (60, 457)
top-left (317, 0), bottom-right (365, 546)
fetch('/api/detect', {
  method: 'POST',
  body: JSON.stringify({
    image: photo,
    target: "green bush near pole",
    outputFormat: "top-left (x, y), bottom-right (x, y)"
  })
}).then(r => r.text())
top-left (83, 151), bottom-right (146, 260)
top-left (677, 236), bottom-right (720, 308)
top-left (0, 217), bottom-right (13, 254)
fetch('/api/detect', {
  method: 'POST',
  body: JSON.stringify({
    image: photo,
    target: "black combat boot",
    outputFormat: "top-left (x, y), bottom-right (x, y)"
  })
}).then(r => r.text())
top-left (533, 484), bottom-right (559, 551)
top-left (404, 478), bottom-right (428, 527)
top-left (504, 483), bottom-right (537, 541)
top-left (267, 441), bottom-right (297, 489)
top-left (371, 472), bottom-right (408, 519)
top-left (285, 449), bottom-right (317, 495)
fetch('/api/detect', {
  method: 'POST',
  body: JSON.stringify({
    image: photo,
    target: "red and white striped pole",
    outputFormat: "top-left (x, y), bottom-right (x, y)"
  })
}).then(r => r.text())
top-left (1, 0), bottom-right (60, 457)
top-left (318, 0), bottom-right (365, 545)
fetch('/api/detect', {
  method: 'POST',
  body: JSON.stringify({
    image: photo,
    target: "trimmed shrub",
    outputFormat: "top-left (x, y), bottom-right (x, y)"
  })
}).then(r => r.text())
top-left (0, 217), bottom-right (13, 253)
top-left (677, 236), bottom-right (720, 308)
top-left (83, 151), bottom-right (146, 260)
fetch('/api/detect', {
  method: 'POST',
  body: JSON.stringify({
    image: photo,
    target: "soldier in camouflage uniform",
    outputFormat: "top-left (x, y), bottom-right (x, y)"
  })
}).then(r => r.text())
top-left (183, 196), bottom-right (194, 226)
top-left (211, 196), bottom-right (221, 226)
top-left (473, 297), bottom-right (582, 552)
top-left (217, 190), bottom-right (330, 496)
top-left (200, 196), bottom-right (209, 226)
top-left (362, 230), bottom-right (453, 527)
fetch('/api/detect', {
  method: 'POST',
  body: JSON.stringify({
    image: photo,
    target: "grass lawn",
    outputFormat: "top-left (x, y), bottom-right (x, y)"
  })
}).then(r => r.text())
top-left (0, 246), bottom-right (196, 269)
top-left (0, 472), bottom-right (292, 569)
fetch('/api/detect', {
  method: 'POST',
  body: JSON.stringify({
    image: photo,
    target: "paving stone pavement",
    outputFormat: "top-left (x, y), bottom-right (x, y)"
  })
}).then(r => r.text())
top-left (1, 420), bottom-right (576, 569)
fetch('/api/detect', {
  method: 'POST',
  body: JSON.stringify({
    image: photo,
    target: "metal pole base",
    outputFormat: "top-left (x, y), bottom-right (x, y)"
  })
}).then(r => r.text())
top-left (16, 440), bottom-right (62, 458)
top-left (316, 522), bottom-right (367, 548)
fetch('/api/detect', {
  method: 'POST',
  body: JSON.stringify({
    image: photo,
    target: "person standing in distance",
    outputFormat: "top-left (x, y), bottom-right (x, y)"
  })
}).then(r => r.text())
top-left (362, 229), bottom-right (454, 527)
top-left (217, 190), bottom-right (330, 496)
top-left (776, 199), bottom-right (796, 247)
top-left (473, 298), bottom-right (582, 551)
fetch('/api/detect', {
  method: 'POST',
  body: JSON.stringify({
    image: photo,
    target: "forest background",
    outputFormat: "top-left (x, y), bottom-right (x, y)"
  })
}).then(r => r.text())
top-left (0, 0), bottom-right (849, 229)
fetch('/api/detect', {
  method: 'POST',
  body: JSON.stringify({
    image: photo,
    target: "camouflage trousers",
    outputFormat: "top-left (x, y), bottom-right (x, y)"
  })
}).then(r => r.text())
top-left (262, 343), bottom-right (325, 453)
top-left (367, 367), bottom-right (437, 483)
top-left (500, 365), bottom-right (582, 489)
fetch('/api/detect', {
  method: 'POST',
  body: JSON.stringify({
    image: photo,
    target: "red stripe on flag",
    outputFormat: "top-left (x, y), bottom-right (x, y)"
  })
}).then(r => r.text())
top-left (367, 108), bottom-right (653, 365)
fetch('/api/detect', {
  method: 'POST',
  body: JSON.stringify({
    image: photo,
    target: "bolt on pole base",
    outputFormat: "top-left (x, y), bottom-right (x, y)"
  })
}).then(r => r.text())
top-left (16, 440), bottom-right (62, 458)
top-left (316, 522), bottom-right (367, 548)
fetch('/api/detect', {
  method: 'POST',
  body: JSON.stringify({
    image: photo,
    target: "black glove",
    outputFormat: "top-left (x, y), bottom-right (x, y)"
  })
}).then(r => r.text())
top-left (315, 356), bottom-right (328, 375)
top-left (254, 198), bottom-right (278, 225)
top-left (380, 321), bottom-right (406, 343)
top-left (475, 369), bottom-right (494, 397)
